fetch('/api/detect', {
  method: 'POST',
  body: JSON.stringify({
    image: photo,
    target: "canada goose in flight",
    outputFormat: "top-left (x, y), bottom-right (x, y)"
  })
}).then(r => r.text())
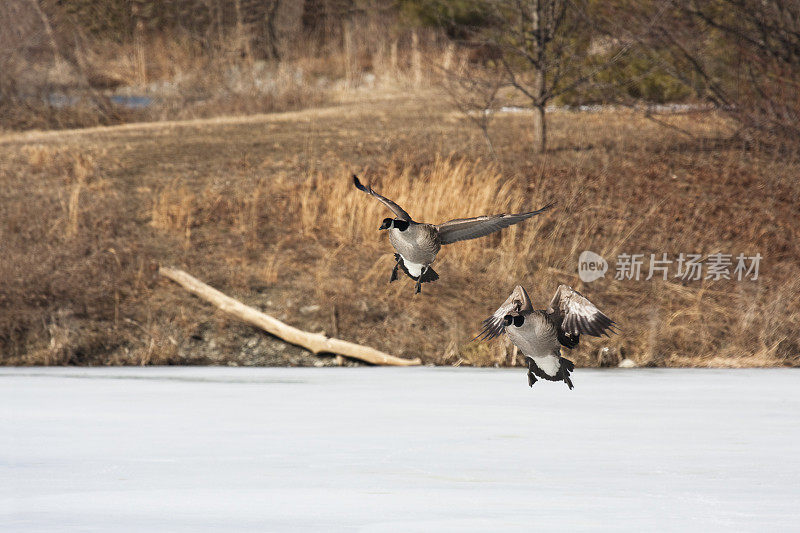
top-left (476, 285), bottom-right (617, 389)
top-left (352, 175), bottom-right (555, 293)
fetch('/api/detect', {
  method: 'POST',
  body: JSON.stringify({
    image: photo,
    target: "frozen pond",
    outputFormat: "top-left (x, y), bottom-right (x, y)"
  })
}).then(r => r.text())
top-left (2, 367), bottom-right (799, 531)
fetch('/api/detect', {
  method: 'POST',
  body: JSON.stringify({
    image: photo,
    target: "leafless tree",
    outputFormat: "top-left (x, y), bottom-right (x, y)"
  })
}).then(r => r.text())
top-left (617, 0), bottom-right (800, 148)
top-left (482, 0), bottom-right (602, 153)
top-left (441, 56), bottom-right (506, 159)
top-left (439, 1), bottom-right (625, 153)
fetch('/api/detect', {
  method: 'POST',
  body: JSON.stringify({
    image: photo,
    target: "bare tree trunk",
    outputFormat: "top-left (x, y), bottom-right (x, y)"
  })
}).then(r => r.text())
top-left (265, 0), bottom-right (281, 60)
top-left (533, 66), bottom-right (547, 152)
top-left (343, 18), bottom-right (354, 87)
top-left (411, 30), bottom-right (422, 87)
top-left (234, 0), bottom-right (251, 60)
top-left (132, 1), bottom-right (146, 85)
top-left (533, 103), bottom-right (546, 153)
top-left (531, 2), bottom-right (547, 153)
top-left (441, 42), bottom-right (454, 72)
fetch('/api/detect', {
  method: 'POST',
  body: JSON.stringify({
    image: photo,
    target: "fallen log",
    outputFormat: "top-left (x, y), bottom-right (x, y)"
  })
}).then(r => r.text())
top-left (159, 266), bottom-right (421, 366)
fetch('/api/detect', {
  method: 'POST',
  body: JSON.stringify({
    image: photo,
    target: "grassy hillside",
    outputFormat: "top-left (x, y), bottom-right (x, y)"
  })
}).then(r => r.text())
top-left (1, 91), bottom-right (798, 367)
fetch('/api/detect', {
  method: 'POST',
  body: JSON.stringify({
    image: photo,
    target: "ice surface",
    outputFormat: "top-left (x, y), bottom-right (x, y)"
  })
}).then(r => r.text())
top-left (2, 367), bottom-right (799, 532)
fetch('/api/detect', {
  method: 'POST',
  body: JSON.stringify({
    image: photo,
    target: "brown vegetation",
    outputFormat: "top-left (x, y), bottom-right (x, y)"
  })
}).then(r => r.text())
top-left (1, 93), bottom-right (797, 368)
top-left (0, 0), bottom-right (448, 132)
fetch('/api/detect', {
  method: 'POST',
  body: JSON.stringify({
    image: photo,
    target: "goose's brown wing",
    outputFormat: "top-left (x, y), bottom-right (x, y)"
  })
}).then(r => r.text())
top-left (352, 175), bottom-right (412, 221)
top-left (547, 284), bottom-right (617, 338)
top-left (435, 203), bottom-right (555, 245)
top-left (474, 285), bottom-right (534, 341)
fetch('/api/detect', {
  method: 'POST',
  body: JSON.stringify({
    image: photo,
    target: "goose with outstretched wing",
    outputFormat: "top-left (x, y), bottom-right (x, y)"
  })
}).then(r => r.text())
top-left (353, 175), bottom-right (555, 293)
top-left (476, 285), bottom-right (617, 389)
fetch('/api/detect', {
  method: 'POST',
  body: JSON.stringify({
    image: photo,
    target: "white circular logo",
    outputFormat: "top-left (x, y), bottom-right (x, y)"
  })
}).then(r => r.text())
top-left (578, 251), bottom-right (607, 282)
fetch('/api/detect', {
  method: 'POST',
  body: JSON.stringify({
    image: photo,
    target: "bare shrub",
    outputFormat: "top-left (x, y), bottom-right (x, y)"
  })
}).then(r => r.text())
top-left (440, 57), bottom-right (506, 159)
top-left (614, 0), bottom-right (800, 151)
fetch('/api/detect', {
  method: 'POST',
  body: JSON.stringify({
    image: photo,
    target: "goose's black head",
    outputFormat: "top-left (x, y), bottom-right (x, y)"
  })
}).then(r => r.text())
top-left (379, 218), bottom-right (410, 231)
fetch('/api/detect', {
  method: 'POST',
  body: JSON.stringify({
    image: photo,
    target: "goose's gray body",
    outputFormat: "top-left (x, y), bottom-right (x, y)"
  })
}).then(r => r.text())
top-left (353, 175), bottom-right (555, 293)
top-left (506, 311), bottom-right (557, 356)
top-left (505, 310), bottom-right (577, 386)
top-left (388, 223), bottom-right (441, 278)
top-left (477, 285), bottom-right (617, 389)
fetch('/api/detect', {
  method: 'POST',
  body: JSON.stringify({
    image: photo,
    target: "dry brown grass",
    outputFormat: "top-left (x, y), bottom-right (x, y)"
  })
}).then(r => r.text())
top-left (294, 156), bottom-right (555, 275)
top-left (2, 23), bottom-right (453, 133)
top-left (1, 93), bottom-right (798, 368)
top-left (280, 145), bottom-right (800, 368)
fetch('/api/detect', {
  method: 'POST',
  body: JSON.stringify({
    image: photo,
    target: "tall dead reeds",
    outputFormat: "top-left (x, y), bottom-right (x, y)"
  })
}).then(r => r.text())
top-left (294, 156), bottom-right (555, 277)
